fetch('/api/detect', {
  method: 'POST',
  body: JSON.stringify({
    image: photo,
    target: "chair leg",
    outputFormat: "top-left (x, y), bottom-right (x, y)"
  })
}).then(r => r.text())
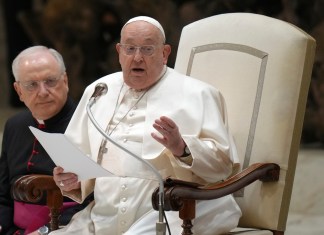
top-left (273, 231), bottom-right (284, 235)
top-left (47, 189), bottom-right (63, 231)
top-left (49, 208), bottom-right (61, 231)
top-left (179, 199), bottom-right (195, 235)
top-left (181, 219), bottom-right (193, 235)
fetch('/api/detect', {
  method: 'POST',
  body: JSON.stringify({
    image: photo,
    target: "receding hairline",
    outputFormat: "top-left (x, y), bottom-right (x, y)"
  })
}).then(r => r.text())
top-left (12, 46), bottom-right (66, 81)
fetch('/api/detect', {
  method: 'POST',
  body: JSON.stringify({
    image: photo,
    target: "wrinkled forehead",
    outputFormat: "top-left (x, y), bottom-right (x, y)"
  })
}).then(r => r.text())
top-left (21, 55), bottom-right (49, 67)
top-left (122, 16), bottom-right (165, 43)
top-left (19, 51), bottom-right (49, 63)
top-left (18, 52), bottom-right (60, 74)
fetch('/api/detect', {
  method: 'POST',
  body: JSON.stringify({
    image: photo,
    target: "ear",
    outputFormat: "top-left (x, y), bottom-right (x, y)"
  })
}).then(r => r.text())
top-left (116, 43), bottom-right (121, 54)
top-left (13, 82), bottom-right (24, 101)
top-left (163, 44), bottom-right (171, 65)
top-left (116, 43), bottom-right (121, 64)
top-left (62, 73), bottom-right (69, 92)
top-left (62, 73), bottom-right (68, 85)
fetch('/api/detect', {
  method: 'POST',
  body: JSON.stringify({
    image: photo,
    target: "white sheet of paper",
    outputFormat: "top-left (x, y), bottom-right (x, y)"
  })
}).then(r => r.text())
top-left (29, 126), bottom-right (114, 180)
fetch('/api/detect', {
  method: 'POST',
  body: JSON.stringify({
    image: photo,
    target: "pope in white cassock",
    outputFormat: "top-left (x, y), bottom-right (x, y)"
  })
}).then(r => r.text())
top-left (50, 16), bottom-right (242, 235)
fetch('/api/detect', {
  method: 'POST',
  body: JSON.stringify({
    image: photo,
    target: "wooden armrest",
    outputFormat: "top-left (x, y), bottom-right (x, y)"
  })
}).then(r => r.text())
top-left (12, 174), bottom-right (58, 203)
top-left (152, 163), bottom-right (280, 211)
top-left (11, 174), bottom-right (63, 231)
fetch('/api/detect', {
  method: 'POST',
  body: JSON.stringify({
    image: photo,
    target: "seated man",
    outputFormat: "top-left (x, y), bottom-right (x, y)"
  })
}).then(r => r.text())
top-left (0, 46), bottom-right (91, 235)
top-left (51, 16), bottom-right (242, 235)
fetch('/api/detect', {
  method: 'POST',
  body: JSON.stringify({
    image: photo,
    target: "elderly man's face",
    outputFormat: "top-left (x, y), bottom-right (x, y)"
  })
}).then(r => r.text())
top-left (116, 21), bottom-right (171, 90)
top-left (13, 52), bottom-right (69, 120)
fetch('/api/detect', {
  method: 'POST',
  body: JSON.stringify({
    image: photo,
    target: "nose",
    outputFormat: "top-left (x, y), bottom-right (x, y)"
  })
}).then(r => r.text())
top-left (133, 48), bottom-right (144, 62)
top-left (37, 82), bottom-right (49, 95)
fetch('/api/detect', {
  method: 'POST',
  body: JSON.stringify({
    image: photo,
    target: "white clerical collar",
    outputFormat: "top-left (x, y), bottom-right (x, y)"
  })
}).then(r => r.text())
top-left (37, 119), bottom-right (45, 124)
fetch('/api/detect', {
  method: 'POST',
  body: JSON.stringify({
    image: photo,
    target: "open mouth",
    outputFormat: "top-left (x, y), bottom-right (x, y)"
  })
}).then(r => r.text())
top-left (132, 68), bottom-right (145, 72)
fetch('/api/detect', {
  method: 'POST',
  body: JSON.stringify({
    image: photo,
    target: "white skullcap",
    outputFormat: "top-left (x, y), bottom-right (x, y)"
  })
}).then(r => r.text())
top-left (123, 16), bottom-right (165, 42)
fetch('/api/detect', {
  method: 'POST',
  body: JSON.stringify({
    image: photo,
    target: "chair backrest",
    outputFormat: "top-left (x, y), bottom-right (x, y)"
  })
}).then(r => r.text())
top-left (174, 13), bottom-right (316, 232)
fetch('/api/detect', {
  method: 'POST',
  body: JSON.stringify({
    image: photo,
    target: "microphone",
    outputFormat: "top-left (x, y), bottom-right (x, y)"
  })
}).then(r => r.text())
top-left (86, 86), bottom-right (166, 235)
top-left (88, 83), bottom-right (108, 107)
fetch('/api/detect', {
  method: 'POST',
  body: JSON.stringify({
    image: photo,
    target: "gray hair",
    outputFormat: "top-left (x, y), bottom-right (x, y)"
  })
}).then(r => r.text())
top-left (12, 45), bottom-right (66, 81)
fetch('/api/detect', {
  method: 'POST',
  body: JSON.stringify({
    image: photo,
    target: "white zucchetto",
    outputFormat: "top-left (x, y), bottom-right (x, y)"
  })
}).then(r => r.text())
top-left (122, 16), bottom-right (165, 42)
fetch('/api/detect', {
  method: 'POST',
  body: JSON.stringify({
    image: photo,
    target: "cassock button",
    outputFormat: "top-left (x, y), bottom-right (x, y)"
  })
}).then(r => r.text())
top-left (121, 184), bottom-right (127, 190)
top-left (123, 138), bottom-right (127, 143)
top-left (122, 197), bottom-right (127, 202)
top-left (121, 207), bottom-right (127, 213)
top-left (129, 112), bottom-right (134, 117)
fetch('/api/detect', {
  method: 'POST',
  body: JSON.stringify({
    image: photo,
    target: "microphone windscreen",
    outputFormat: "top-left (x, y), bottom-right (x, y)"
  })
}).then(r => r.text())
top-left (91, 83), bottom-right (108, 99)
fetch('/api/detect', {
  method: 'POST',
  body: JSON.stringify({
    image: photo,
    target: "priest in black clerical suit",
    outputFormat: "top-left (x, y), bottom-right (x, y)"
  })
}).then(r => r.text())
top-left (0, 46), bottom-right (90, 235)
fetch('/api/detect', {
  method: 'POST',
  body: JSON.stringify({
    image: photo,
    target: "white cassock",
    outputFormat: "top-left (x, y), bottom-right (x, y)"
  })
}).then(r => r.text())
top-left (50, 67), bottom-right (242, 235)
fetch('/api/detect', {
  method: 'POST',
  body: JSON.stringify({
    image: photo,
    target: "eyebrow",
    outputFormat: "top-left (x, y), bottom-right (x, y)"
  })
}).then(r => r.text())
top-left (123, 37), bottom-right (156, 44)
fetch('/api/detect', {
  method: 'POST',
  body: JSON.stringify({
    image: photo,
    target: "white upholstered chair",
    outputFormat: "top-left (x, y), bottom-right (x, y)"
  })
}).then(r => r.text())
top-left (152, 13), bottom-right (316, 235)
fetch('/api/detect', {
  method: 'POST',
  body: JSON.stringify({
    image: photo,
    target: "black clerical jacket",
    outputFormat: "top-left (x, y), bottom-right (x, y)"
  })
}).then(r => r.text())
top-left (0, 97), bottom-right (76, 234)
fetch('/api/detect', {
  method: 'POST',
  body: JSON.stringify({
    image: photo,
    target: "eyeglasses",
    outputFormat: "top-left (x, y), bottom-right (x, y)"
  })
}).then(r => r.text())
top-left (119, 44), bottom-right (158, 56)
top-left (18, 76), bottom-right (62, 92)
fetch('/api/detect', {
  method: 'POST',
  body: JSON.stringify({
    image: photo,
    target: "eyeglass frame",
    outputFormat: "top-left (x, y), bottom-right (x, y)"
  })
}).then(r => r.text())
top-left (118, 43), bottom-right (164, 56)
top-left (17, 74), bottom-right (64, 92)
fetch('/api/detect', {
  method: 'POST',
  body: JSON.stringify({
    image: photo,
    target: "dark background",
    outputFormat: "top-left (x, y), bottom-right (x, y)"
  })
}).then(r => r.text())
top-left (1, 0), bottom-right (324, 145)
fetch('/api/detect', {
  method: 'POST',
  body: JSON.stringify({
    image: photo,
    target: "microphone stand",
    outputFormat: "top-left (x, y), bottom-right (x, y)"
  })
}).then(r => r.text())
top-left (87, 97), bottom-right (166, 235)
